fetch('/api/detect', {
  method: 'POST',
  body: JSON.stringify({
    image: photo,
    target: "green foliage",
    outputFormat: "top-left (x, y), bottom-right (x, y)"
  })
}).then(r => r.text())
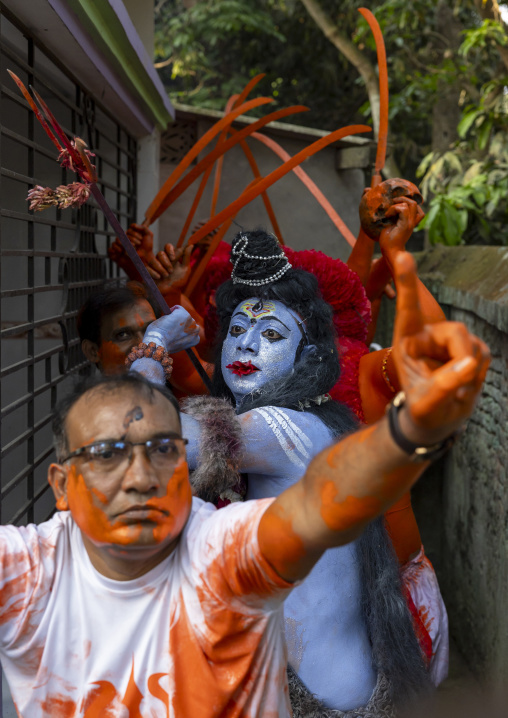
top-left (460, 18), bottom-right (508, 57)
top-left (154, 0), bottom-right (366, 126)
top-left (154, 0), bottom-right (508, 245)
top-left (416, 17), bottom-right (508, 247)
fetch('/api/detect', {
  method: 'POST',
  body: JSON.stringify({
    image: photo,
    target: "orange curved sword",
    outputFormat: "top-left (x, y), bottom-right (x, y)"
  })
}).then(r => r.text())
top-left (246, 130), bottom-right (357, 248)
top-left (183, 123), bottom-right (372, 289)
top-left (144, 96), bottom-right (274, 225)
top-left (358, 7), bottom-right (388, 188)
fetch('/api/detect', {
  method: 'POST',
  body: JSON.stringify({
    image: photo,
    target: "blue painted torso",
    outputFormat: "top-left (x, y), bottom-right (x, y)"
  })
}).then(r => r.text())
top-left (183, 406), bottom-right (377, 710)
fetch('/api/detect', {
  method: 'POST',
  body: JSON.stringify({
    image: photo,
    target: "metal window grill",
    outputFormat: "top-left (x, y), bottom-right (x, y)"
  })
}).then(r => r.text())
top-left (0, 6), bottom-right (137, 534)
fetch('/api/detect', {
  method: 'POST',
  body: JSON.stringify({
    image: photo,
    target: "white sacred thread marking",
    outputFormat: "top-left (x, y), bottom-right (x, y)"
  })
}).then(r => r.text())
top-left (255, 407), bottom-right (309, 469)
top-left (147, 330), bottom-right (165, 345)
top-left (267, 407), bottom-right (312, 458)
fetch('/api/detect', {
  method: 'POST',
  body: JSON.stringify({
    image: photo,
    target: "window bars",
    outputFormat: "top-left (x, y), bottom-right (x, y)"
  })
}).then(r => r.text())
top-left (0, 7), bottom-right (137, 530)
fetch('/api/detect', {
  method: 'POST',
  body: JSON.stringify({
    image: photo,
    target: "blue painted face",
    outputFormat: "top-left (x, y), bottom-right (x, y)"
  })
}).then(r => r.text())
top-left (221, 298), bottom-right (305, 403)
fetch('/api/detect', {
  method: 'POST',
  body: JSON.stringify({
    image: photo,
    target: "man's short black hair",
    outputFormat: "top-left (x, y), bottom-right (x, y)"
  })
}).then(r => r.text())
top-left (52, 373), bottom-right (181, 462)
top-left (77, 282), bottom-right (157, 346)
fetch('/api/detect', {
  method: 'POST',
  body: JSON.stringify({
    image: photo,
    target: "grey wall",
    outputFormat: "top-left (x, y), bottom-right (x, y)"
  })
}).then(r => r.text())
top-left (376, 244), bottom-right (508, 688)
top-left (158, 116), bottom-right (367, 262)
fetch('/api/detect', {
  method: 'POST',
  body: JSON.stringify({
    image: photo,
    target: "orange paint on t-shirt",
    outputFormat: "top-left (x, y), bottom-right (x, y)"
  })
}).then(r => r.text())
top-left (0, 500), bottom-right (292, 717)
top-left (81, 681), bottom-right (119, 717)
top-left (39, 694), bottom-right (76, 717)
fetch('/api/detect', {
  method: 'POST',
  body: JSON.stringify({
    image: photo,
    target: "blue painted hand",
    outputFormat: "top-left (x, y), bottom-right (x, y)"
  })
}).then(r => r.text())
top-left (143, 306), bottom-right (200, 354)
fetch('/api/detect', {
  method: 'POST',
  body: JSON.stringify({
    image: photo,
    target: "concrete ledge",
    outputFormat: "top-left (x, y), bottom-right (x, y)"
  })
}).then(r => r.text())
top-left (416, 245), bottom-right (508, 334)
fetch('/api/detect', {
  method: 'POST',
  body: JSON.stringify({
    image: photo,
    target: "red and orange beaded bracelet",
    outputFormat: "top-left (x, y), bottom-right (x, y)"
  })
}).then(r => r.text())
top-left (125, 342), bottom-right (173, 379)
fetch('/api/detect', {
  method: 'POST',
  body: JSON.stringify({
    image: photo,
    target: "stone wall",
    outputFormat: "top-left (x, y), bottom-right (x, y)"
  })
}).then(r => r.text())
top-left (376, 244), bottom-right (508, 686)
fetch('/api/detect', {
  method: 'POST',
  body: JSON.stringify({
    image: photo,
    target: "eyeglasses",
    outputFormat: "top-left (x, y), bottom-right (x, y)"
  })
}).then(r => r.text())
top-left (61, 436), bottom-right (188, 473)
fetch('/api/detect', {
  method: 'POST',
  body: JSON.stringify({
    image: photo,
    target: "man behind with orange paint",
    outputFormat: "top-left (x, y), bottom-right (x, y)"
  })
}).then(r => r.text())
top-left (78, 282), bottom-right (158, 375)
top-left (0, 253), bottom-right (489, 716)
top-left (77, 281), bottom-right (201, 382)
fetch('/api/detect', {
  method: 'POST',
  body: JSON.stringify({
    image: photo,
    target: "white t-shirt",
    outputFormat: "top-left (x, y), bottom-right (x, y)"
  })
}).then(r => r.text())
top-left (0, 498), bottom-right (293, 717)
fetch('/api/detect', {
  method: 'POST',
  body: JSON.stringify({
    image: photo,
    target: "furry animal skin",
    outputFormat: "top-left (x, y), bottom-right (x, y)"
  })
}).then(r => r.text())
top-left (181, 396), bottom-right (244, 503)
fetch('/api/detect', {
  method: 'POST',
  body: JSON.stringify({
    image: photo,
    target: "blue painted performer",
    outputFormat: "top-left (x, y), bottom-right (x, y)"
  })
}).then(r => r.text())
top-left (129, 229), bottom-right (435, 716)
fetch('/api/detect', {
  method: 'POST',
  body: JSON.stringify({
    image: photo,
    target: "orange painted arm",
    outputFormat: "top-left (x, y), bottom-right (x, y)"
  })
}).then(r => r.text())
top-left (359, 348), bottom-right (399, 424)
top-left (258, 252), bottom-right (490, 583)
top-left (359, 352), bottom-right (421, 565)
top-left (347, 227), bottom-right (375, 287)
top-left (384, 492), bottom-right (421, 564)
top-left (379, 198), bottom-right (445, 325)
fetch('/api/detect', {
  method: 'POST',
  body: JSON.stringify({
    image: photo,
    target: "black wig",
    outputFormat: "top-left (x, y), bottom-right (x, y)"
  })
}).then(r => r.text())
top-left (212, 229), bottom-right (357, 438)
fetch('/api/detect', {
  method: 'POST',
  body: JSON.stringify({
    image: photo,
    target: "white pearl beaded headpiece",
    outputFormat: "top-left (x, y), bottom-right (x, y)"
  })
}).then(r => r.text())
top-left (231, 233), bottom-right (292, 286)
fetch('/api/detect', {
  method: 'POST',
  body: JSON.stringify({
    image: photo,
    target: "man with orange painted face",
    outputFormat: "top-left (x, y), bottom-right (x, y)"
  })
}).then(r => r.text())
top-left (77, 281), bottom-right (201, 383)
top-left (78, 282), bottom-right (158, 375)
top-left (0, 252), bottom-right (488, 717)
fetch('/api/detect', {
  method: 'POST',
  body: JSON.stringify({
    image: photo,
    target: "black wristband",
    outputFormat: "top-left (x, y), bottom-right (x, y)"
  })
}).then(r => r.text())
top-left (387, 391), bottom-right (460, 462)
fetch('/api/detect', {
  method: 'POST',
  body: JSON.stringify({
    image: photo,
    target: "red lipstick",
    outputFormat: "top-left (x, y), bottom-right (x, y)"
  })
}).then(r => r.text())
top-left (225, 360), bottom-right (260, 376)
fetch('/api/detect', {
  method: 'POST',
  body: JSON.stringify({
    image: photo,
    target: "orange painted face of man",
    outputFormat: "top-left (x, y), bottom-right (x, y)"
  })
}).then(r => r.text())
top-left (97, 299), bottom-right (156, 375)
top-left (50, 386), bottom-right (192, 571)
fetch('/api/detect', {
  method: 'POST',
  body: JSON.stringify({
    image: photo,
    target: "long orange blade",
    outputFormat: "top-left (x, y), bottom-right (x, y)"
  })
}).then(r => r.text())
top-left (177, 80), bottom-right (274, 248)
top-left (235, 135), bottom-right (283, 243)
top-left (250, 131), bottom-right (356, 247)
top-left (154, 105), bottom-right (308, 227)
top-left (175, 164), bottom-right (215, 249)
top-left (185, 216), bottom-right (236, 299)
top-left (358, 8), bottom-right (389, 187)
top-left (183, 124), bottom-right (371, 252)
top-left (210, 75), bottom-right (266, 217)
top-left (144, 96), bottom-right (274, 224)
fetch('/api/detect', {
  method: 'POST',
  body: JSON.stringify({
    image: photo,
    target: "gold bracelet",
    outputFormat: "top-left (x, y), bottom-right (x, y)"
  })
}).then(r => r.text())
top-left (381, 347), bottom-right (397, 394)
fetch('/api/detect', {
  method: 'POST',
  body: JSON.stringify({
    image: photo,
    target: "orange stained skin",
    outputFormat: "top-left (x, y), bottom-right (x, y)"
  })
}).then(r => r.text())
top-left (258, 505), bottom-right (307, 578)
top-left (359, 348), bottom-right (400, 425)
top-left (66, 459), bottom-right (192, 548)
top-left (56, 496), bottom-right (69, 511)
top-left (97, 299), bottom-right (156, 376)
top-left (91, 487), bottom-right (108, 505)
top-left (319, 484), bottom-right (382, 533)
top-left (384, 492), bottom-right (422, 564)
top-left (392, 253), bottom-right (490, 434)
top-left (97, 341), bottom-right (127, 376)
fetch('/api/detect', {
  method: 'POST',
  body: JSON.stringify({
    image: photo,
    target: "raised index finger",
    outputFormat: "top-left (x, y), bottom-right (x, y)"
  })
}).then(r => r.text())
top-left (393, 252), bottom-right (424, 343)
